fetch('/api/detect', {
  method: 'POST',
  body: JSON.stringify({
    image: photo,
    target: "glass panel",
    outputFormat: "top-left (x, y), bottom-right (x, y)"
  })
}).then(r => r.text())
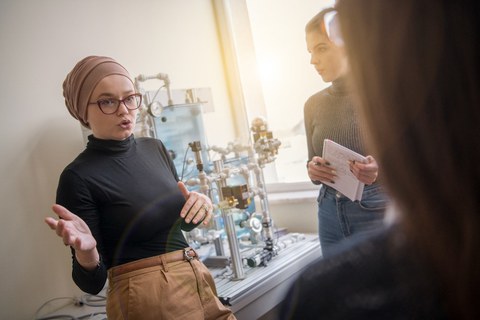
top-left (151, 103), bottom-right (210, 180)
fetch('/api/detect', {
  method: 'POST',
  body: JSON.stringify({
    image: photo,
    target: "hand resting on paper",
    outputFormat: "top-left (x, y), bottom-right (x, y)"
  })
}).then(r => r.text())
top-left (307, 156), bottom-right (338, 184)
top-left (349, 155), bottom-right (378, 185)
top-left (308, 155), bottom-right (378, 186)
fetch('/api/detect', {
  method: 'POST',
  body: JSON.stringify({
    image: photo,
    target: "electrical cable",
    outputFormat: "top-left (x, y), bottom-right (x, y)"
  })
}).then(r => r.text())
top-left (34, 294), bottom-right (107, 320)
top-left (80, 294), bottom-right (107, 307)
top-left (34, 297), bottom-right (78, 320)
top-left (180, 144), bottom-right (192, 181)
top-left (78, 312), bottom-right (107, 319)
top-left (181, 164), bottom-right (197, 181)
top-left (149, 84), bottom-right (166, 105)
top-left (35, 315), bottom-right (78, 320)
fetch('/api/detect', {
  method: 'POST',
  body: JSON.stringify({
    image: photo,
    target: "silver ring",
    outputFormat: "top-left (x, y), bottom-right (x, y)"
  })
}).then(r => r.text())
top-left (201, 204), bottom-right (209, 212)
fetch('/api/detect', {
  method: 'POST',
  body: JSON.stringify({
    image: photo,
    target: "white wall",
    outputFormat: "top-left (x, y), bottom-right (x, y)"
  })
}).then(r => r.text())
top-left (0, 0), bottom-right (320, 318)
top-left (269, 197), bottom-right (319, 234)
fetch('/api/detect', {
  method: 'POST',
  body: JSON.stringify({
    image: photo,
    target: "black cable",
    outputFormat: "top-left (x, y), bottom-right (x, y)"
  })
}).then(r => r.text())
top-left (36, 315), bottom-right (77, 320)
top-left (180, 144), bottom-right (192, 181)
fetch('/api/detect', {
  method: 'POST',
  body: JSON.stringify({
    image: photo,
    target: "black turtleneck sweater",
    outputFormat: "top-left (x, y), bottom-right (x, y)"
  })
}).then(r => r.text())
top-left (56, 135), bottom-right (198, 294)
top-left (304, 77), bottom-right (367, 174)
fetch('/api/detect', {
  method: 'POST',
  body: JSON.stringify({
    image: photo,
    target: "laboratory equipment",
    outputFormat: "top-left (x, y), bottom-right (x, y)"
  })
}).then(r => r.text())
top-left (134, 72), bottom-right (321, 314)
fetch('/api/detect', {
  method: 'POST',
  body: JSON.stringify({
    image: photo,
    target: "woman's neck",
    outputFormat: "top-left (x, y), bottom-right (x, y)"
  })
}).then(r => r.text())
top-left (330, 76), bottom-right (349, 95)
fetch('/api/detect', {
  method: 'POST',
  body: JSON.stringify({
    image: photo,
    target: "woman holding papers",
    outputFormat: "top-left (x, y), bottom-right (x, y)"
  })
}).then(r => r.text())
top-left (304, 8), bottom-right (389, 257)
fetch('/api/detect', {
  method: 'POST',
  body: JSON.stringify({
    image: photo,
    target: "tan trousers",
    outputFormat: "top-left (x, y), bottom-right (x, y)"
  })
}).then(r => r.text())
top-left (107, 255), bottom-right (236, 320)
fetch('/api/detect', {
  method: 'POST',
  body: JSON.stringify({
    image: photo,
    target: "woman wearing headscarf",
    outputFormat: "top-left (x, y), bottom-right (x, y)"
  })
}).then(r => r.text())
top-left (45, 56), bottom-right (236, 320)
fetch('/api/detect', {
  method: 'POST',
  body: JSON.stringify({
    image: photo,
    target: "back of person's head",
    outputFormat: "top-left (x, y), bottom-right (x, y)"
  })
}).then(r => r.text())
top-left (336, 1), bottom-right (480, 318)
top-left (305, 7), bottom-right (335, 36)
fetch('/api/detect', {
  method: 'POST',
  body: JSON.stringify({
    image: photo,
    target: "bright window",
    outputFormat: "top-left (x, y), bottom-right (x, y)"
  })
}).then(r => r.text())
top-left (245, 0), bottom-right (336, 184)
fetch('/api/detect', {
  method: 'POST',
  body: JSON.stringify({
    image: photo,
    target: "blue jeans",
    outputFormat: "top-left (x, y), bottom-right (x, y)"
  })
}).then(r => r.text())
top-left (317, 183), bottom-right (389, 257)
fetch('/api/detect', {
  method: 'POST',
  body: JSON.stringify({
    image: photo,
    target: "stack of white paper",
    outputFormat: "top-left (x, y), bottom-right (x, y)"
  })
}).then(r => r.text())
top-left (322, 139), bottom-right (367, 201)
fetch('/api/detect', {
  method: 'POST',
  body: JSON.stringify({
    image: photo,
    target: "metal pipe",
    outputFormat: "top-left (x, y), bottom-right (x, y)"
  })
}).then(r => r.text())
top-left (213, 159), bottom-right (245, 279)
top-left (222, 208), bottom-right (245, 279)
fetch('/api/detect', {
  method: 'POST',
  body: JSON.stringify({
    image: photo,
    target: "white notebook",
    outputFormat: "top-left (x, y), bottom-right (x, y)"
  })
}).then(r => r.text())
top-left (322, 139), bottom-right (367, 201)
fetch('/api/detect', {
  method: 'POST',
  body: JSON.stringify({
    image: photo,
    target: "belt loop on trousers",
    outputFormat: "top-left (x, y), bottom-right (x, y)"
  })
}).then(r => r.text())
top-left (161, 255), bottom-right (168, 272)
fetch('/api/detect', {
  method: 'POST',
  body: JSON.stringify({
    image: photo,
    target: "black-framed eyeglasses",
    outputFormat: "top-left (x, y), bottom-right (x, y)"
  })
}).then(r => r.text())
top-left (89, 93), bottom-right (142, 115)
top-left (323, 10), bottom-right (344, 47)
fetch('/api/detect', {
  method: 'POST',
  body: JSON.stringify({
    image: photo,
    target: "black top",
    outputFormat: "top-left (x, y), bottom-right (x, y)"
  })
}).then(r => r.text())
top-left (277, 225), bottom-right (449, 319)
top-left (56, 135), bottom-right (199, 294)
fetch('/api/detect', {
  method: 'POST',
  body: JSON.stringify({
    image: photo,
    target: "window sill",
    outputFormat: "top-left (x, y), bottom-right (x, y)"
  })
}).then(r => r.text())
top-left (265, 181), bottom-right (319, 204)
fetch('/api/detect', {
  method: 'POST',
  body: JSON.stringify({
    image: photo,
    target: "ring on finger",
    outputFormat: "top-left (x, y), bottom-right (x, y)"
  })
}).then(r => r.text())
top-left (201, 204), bottom-right (209, 212)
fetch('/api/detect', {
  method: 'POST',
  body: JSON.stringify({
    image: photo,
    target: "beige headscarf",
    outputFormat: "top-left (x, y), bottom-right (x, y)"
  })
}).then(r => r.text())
top-left (62, 56), bottom-right (133, 128)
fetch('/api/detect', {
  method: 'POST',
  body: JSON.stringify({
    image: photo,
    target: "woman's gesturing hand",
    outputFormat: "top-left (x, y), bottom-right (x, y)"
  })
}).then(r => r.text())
top-left (45, 204), bottom-right (100, 270)
top-left (178, 181), bottom-right (213, 225)
top-left (45, 204), bottom-right (97, 251)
